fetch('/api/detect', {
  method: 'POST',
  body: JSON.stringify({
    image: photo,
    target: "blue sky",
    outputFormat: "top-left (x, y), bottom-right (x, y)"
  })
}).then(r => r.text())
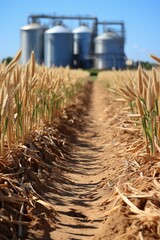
top-left (1, 0), bottom-right (160, 62)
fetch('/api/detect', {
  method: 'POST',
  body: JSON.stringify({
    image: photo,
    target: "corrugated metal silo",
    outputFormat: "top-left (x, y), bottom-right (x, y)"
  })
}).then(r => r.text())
top-left (94, 30), bottom-right (125, 69)
top-left (44, 24), bottom-right (73, 67)
top-left (20, 23), bottom-right (44, 64)
top-left (73, 24), bottom-right (92, 68)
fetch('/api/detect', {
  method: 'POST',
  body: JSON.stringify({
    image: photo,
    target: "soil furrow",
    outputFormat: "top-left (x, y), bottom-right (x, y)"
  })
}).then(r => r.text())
top-left (50, 81), bottom-right (116, 239)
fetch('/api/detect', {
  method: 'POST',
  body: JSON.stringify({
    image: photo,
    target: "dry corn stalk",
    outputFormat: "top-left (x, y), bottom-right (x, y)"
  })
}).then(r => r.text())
top-left (100, 58), bottom-right (160, 156)
top-left (0, 50), bottom-right (89, 156)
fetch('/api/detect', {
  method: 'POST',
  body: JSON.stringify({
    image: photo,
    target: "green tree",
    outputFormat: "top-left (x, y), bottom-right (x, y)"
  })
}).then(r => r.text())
top-left (1, 57), bottom-right (13, 64)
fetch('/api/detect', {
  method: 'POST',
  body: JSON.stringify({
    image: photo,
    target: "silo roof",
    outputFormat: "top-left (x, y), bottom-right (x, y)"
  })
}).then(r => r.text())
top-left (95, 31), bottom-right (119, 40)
top-left (45, 25), bottom-right (71, 34)
top-left (73, 25), bottom-right (91, 33)
top-left (21, 23), bottom-right (42, 30)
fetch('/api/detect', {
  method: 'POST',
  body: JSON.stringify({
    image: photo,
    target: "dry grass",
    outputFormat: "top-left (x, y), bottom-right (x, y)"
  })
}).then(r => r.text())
top-left (0, 51), bottom-right (89, 156)
top-left (97, 66), bottom-right (160, 156)
top-left (97, 63), bottom-right (160, 239)
top-left (0, 54), bottom-right (91, 239)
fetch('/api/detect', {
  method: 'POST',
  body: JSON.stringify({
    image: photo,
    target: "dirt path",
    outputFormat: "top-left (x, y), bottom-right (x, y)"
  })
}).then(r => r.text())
top-left (48, 80), bottom-right (124, 240)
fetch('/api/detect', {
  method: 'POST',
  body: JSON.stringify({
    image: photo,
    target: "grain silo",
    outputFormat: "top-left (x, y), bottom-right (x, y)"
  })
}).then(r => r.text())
top-left (21, 15), bottom-right (126, 69)
top-left (94, 30), bottom-right (125, 69)
top-left (44, 24), bottom-right (73, 67)
top-left (73, 24), bottom-right (92, 68)
top-left (20, 23), bottom-right (44, 64)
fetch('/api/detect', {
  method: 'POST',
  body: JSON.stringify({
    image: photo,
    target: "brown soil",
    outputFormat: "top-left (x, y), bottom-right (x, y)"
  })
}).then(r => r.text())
top-left (28, 79), bottom-right (129, 240)
top-left (50, 80), bottom-right (123, 240)
top-left (1, 80), bottom-right (160, 240)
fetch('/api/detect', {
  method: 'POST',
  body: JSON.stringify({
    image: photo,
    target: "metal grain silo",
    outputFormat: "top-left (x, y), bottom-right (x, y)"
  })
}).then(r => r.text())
top-left (20, 23), bottom-right (44, 64)
top-left (44, 24), bottom-right (73, 67)
top-left (94, 30), bottom-right (125, 70)
top-left (73, 24), bottom-right (92, 68)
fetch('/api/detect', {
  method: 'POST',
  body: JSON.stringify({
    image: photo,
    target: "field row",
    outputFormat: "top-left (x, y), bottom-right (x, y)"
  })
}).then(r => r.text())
top-left (0, 51), bottom-right (89, 155)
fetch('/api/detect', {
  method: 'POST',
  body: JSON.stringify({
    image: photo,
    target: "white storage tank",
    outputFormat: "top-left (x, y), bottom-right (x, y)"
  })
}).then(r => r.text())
top-left (73, 24), bottom-right (92, 68)
top-left (44, 24), bottom-right (73, 67)
top-left (94, 30), bottom-right (125, 69)
top-left (20, 23), bottom-right (44, 64)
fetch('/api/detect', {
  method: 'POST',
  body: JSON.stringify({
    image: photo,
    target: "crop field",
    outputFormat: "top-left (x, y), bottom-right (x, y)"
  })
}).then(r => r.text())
top-left (0, 52), bottom-right (160, 240)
